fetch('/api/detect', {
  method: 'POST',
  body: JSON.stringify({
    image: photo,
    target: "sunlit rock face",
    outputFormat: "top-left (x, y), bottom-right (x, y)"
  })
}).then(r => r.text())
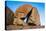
top-left (14, 4), bottom-right (32, 18)
top-left (13, 4), bottom-right (40, 26)
top-left (28, 7), bottom-right (40, 26)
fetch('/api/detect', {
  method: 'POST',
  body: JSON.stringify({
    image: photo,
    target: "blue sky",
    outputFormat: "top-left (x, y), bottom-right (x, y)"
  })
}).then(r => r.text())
top-left (5, 1), bottom-right (45, 25)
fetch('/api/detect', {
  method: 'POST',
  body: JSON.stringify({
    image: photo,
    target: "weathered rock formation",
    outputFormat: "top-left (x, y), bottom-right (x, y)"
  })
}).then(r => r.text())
top-left (13, 4), bottom-right (40, 26)
top-left (5, 6), bottom-right (14, 25)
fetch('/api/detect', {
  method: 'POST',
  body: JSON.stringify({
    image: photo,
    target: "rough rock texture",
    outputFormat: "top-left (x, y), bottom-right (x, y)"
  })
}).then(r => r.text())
top-left (13, 4), bottom-right (32, 25)
top-left (5, 6), bottom-right (14, 25)
top-left (28, 7), bottom-right (40, 26)
top-left (13, 4), bottom-right (40, 26)
top-left (5, 4), bottom-right (44, 30)
top-left (6, 25), bottom-right (45, 30)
